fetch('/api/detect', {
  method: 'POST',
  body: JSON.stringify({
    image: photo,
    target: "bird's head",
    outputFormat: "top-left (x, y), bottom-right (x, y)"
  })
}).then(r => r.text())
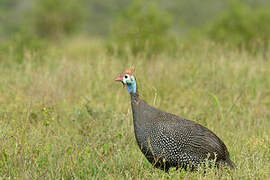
top-left (115, 68), bottom-right (137, 94)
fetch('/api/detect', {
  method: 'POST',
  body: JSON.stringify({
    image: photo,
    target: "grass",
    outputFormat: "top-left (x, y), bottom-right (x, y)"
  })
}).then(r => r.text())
top-left (0, 38), bottom-right (269, 179)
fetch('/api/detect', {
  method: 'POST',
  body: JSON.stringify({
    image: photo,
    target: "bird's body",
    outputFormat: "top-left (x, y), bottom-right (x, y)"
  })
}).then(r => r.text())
top-left (115, 69), bottom-right (235, 172)
top-left (131, 93), bottom-right (234, 171)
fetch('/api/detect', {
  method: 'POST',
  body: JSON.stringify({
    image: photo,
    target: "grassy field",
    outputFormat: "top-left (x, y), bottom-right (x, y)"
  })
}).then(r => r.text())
top-left (0, 38), bottom-right (269, 179)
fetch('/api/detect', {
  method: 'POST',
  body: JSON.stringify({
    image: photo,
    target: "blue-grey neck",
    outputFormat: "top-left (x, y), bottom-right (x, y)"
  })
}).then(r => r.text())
top-left (127, 81), bottom-right (137, 94)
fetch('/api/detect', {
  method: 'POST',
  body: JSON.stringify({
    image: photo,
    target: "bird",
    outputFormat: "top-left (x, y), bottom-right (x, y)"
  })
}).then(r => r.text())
top-left (115, 68), bottom-right (235, 172)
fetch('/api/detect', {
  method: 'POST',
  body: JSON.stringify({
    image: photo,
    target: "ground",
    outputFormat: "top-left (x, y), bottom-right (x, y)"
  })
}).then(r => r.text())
top-left (0, 38), bottom-right (269, 179)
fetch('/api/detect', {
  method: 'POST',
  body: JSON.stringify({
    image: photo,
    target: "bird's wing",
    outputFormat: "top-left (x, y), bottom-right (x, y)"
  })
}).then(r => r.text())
top-left (155, 112), bottom-right (229, 160)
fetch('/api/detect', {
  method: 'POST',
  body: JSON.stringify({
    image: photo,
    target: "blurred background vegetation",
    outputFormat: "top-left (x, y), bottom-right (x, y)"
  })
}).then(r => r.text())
top-left (0, 0), bottom-right (269, 60)
top-left (0, 0), bottom-right (270, 178)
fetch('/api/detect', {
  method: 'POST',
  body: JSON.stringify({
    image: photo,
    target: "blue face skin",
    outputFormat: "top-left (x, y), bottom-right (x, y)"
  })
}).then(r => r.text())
top-left (122, 74), bottom-right (137, 94)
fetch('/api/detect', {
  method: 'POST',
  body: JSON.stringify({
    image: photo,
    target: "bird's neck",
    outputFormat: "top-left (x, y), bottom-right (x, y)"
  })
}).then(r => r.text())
top-left (130, 92), bottom-right (139, 101)
top-left (130, 90), bottom-right (144, 137)
top-left (129, 86), bottom-right (150, 144)
top-left (129, 82), bottom-right (142, 123)
top-left (128, 80), bottom-right (139, 99)
top-left (129, 80), bottom-right (140, 115)
top-left (128, 79), bottom-right (140, 115)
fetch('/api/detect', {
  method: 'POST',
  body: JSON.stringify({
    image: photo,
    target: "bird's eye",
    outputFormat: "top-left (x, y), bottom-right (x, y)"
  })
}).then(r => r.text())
top-left (124, 75), bottom-right (128, 79)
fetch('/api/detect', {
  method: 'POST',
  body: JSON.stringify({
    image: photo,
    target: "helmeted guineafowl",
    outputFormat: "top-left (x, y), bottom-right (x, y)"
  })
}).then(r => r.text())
top-left (115, 68), bottom-right (235, 172)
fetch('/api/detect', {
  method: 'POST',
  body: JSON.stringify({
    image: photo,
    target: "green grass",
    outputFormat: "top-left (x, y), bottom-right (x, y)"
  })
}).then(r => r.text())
top-left (0, 38), bottom-right (269, 179)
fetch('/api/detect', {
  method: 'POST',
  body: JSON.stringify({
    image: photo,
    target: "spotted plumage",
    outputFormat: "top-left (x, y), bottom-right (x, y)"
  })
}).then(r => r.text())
top-left (115, 69), bottom-right (235, 172)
